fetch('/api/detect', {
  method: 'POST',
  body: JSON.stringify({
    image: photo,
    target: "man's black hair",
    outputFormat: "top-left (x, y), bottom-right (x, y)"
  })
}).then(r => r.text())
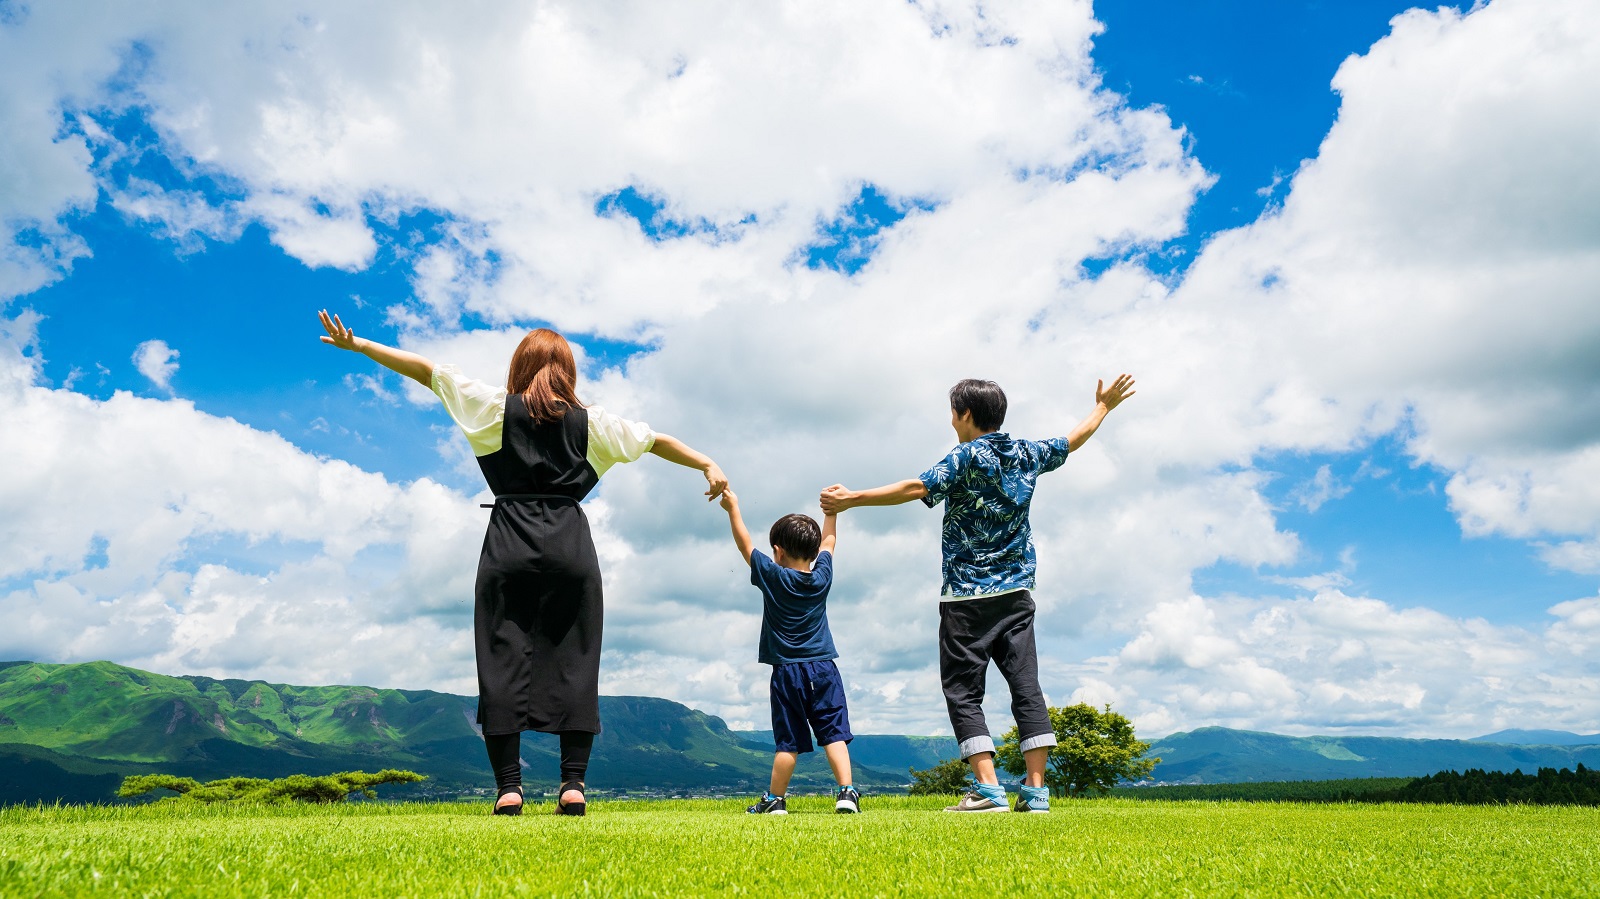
top-left (769, 513), bottom-right (822, 562)
top-left (949, 379), bottom-right (1007, 432)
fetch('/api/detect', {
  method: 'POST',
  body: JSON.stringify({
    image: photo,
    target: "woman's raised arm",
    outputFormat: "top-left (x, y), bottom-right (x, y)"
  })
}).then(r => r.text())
top-left (648, 433), bottom-right (729, 501)
top-left (318, 310), bottom-right (434, 387)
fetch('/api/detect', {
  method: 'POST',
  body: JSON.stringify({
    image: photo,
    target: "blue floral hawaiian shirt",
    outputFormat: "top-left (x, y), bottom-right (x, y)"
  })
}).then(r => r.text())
top-left (919, 432), bottom-right (1070, 598)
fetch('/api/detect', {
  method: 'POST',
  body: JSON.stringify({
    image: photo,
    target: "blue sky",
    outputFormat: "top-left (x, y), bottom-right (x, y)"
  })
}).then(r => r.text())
top-left (3, 0), bottom-right (1596, 737)
top-left (1095, 0), bottom-right (1469, 247)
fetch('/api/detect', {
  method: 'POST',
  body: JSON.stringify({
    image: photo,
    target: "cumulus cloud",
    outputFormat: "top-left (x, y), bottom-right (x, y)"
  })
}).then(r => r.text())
top-left (1087, 588), bottom-right (1600, 739)
top-left (1160, 0), bottom-right (1600, 540)
top-left (1291, 465), bottom-right (1350, 512)
top-left (0, 0), bottom-right (1597, 738)
top-left (131, 339), bottom-right (179, 391)
top-left (0, 316), bottom-right (483, 692)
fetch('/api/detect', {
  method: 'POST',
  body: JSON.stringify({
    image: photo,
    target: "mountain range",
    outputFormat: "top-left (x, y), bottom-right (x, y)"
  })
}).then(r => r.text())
top-left (1145, 727), bottom-right (1600, 784)
top-left (0, 660), bottom-right (940, 805)
top-left (1469, 729), bottom-right (1600, 746)
top-left (3, 660), bottom-right (1598, 805)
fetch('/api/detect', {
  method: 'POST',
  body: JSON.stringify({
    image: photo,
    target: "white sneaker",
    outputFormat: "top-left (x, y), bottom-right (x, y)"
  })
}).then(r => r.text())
top-left (943, 791), bottom-right (1009, 813)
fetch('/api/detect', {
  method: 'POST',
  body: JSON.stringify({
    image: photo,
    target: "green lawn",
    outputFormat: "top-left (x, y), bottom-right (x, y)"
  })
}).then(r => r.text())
top-left (2, 796), bottom-right (1597, 897)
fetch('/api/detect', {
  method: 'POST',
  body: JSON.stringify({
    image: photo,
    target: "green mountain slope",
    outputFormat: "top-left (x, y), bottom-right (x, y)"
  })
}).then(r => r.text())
top-left (1148, 726), bottom-right (1600, 783)
top-left (0, 661), bottom-right (906, 805)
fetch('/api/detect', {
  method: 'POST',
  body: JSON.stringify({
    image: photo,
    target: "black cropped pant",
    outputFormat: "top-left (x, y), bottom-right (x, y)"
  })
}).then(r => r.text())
top-left (938, 589), bottom-right (1055, 759)
top-left (485, 731), bottom-right (594, 794)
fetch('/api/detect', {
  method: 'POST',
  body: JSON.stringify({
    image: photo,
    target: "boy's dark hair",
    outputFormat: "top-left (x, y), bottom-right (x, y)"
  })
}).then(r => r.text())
top-left (769, 514), bottom-right (822, 562)
top-left (949, 379), bottom-right (1007, 432)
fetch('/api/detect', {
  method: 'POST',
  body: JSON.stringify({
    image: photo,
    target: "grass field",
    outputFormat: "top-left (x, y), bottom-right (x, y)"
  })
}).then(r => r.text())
top-left (2, 796), bottom-right (1598, 897)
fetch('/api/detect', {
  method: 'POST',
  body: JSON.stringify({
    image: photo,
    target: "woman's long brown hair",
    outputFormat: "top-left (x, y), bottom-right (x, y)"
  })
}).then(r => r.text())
top-left (506, 328), bottom-right (583, 423)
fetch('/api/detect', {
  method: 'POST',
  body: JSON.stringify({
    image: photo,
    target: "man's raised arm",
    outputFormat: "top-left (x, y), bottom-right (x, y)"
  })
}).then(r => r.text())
top-left (1065, 374), bottom-right (1137, 452)
top-left (819, 479), bottom-right (928, 514)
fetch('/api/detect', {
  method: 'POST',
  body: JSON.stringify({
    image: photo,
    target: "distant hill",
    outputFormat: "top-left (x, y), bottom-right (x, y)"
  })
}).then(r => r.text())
top-left (1147, 727), bottom-right (1600, 783)
top-left (1469, 729), bottom-right (1600, 746)
top-left (0, 661), bottom-right (912, 805)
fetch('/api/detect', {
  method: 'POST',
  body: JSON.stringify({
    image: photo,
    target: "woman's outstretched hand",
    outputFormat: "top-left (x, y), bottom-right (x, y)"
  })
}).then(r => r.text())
top-left (645, 434), bottom-right (728, 500)
top-left (703, 462), bottom-right (729, 501)
top-left (315, 310), bottom-right (435, 386)
top-left (319, 310), bottom-right (361, 351)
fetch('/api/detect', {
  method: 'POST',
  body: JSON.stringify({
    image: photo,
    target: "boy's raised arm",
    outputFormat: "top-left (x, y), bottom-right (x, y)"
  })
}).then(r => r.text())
top-left (819, 479), bottom-right (928, 514)
top-left (719, 488), bottom-right (755, 566)
top-left (819, 512), bottom-right (838, 555)
top-left (1065, 373), bottom-right (1137, 452)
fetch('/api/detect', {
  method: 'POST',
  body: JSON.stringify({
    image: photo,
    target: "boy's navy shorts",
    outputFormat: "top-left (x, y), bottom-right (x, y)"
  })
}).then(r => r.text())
top-left (770, 659), bottom-right (853, 754)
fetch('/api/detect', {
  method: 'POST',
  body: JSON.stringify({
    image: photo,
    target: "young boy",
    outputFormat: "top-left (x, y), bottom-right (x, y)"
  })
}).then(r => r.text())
top-left (719, 487), bottom-right (860, 815)
top-left (820, 374), bottom-right (1135, 813)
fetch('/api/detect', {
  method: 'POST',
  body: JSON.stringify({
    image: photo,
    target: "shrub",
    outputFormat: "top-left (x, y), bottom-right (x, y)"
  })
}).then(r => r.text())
top-left (117, 769), bottom-right (425, 804)
top-left (908, 757), bottom-right (974, 795)
top-left (996, 703), bottom-right (1158, 797)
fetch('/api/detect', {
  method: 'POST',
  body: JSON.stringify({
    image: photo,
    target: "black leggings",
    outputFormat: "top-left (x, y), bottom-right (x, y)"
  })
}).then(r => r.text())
top-left (485, 731), bottom-right (594, 793)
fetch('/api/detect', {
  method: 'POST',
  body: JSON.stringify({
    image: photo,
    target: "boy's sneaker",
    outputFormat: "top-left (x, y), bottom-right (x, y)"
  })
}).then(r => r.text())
top-left (1014, 787), bottom-right (1050, 813)
top-left (943, 791), bottom-right (1010, 813)
top-left (747, 793), bottom-right (787, 815)
top-left (835, 786), bottom-right (861, 814)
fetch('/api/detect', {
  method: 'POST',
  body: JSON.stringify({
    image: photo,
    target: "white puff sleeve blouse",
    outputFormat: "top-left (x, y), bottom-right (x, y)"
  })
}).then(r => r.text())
top-left (430, 363), bottom-right (655, 478)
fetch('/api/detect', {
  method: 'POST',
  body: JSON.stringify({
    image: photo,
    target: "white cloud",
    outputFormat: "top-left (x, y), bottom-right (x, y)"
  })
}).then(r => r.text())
top-left (1546, 595), bottom-right (1600, 656)
top-left (245, 194), bottom-right (376, 271)
top-left (131, 339), bottom-right (179, 391)
top-left (1096, 589), bottom-right (1600, 738)
top-left (1291, 465), bottom-right (1350, 512)
top-left (0, 315), bottom-right (483, 692)
top-left (1161, 0), bottom-right (1600, 540)
top-left (341, 372), bottom-right (398, 405)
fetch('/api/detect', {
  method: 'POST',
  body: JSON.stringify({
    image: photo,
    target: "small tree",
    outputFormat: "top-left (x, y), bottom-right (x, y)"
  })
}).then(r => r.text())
top-left (118, 769), bottom-right (425, 804)
top-left (908, 757), bottom-right (974, 795)
top-left (996, 704), bottom-right (1158, 797)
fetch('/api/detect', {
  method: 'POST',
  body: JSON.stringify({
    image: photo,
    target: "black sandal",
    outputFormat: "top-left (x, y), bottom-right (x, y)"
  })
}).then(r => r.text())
top-left (492, 785), bottom-right (523, 816)
top-left (556, 781), bottom-right (586, 816)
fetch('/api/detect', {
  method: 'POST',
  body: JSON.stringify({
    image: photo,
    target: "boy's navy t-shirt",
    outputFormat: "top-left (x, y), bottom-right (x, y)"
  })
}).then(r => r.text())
top-left (750, 549), bottom-right (836, 665)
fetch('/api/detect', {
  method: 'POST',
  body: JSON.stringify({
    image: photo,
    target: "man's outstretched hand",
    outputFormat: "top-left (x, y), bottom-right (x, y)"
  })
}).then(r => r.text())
top-left (1096, 373), bottom-right (1137, 411)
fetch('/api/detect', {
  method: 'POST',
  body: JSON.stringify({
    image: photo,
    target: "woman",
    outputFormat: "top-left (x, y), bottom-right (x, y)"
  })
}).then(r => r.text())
top-left (317, 311), bottom-right (727, 816)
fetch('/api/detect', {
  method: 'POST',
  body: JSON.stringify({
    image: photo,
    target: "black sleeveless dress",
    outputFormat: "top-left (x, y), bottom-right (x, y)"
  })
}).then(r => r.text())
top-left (473, 395), bottom-right (605, 736)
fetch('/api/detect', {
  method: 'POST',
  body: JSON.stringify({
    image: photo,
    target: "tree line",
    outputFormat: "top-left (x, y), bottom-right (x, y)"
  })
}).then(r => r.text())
top-left (1381, 765), bottom-right (1600, 806)
top-left (1109, 766), bottom-right (1600, 806)
top-left (906, 702), bottom-right (1600, 807)
top-left (1108, 778), bottom-right (1413, 803)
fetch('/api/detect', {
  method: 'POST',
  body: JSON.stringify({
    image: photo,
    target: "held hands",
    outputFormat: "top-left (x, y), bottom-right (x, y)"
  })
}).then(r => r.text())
top-left (318, 310), bottom-right (361, 352)
top-left (819, 484), bottom-right (854, 515)
top-left (703, 462), bottom-right (729, 502)
top-left (718, 486), bottom-right (738, 512)
top-left (1096, 373), bottom-right (1137, 411)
